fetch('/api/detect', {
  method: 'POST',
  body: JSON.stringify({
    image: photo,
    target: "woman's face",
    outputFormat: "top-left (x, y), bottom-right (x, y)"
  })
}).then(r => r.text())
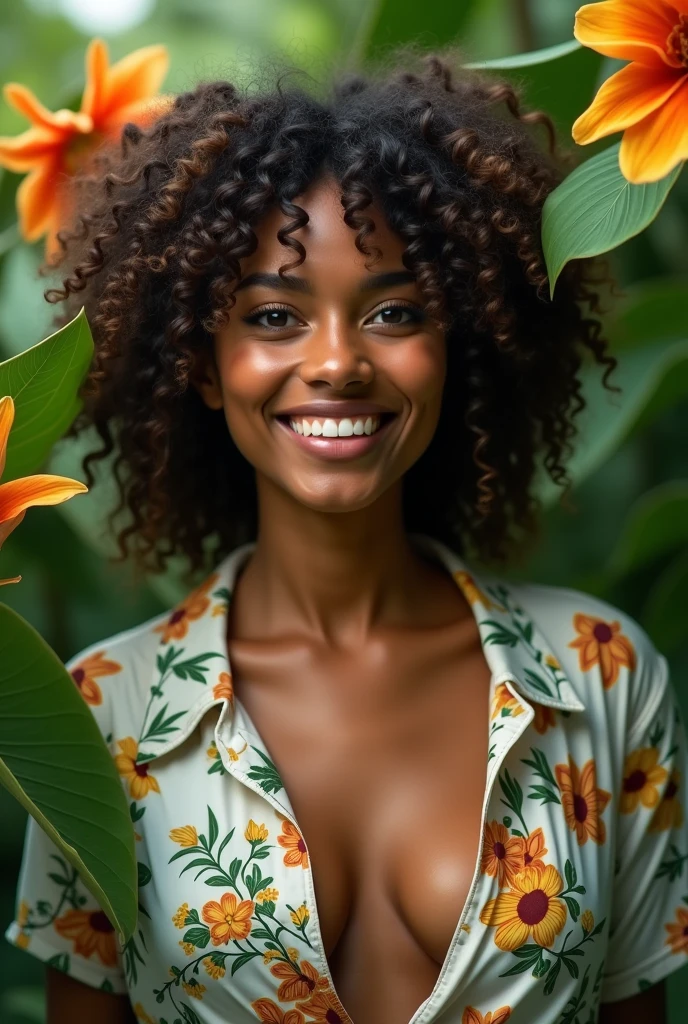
top-left (194, 176), bottom-right (446, 515)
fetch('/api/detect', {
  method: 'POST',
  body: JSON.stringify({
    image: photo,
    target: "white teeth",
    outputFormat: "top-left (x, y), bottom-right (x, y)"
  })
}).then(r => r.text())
top-left (287, 414), bottom-right (383, 438)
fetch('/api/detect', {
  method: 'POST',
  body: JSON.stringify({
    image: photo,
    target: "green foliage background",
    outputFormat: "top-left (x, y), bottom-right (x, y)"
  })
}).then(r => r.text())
top-left (0, 0), bottom-right (687, 1020)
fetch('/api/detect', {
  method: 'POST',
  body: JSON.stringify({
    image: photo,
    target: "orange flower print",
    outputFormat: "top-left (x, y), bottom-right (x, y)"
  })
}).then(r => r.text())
top-left (521, 827), bottom-right (548, 873)
top-left (295, 987), bottom-right (351, 1023)
top-left (154, 572), bottom-right (219, 644)
top-left (54, 908), bottom-right (117, 965)
top-left (278, 819), bottom-right (309, 869)
top-left (621, 747), bottom-right (668, 813)
top-left (114, 737), bottom-right (160, 799)
top-left (555, 756), bottom-right (611, 846)
top-left (532, 702), bottom-right (556, 735)
top-left (0, 40), bottom-right (169, 257)
top-left (454, 571), bottom-right (504, 610)
top-left (133, 1005), bottom-right (157, 1024)
top-left (480, 821), bottom-right (524, 886)
top-left (202, 892), bottom-right (254, 944)
top-left (69, 650), bottom-right (122, 706)
top-left (650, 770), bottom-right (684, 832)
top-left (491, 683), bottom-right (523, 721)
top-left (666, 905), bottom-right (688, 954)
top-left (480, 864), bottom-right (567, 951)
top-left (462, 1007), bottom-right (511, 1024)
top-left (214, 671), bottom-right (234, 702)
top-left (252, 998), bottom-right (305, 1024)
top-left (270, 957), bottom-right (329, 1001)
top-left (568, 613), bottom-right (636, 689)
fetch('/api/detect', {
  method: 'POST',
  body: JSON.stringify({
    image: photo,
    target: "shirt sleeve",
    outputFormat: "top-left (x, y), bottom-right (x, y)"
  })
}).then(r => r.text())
top-left (601, 647), bottom-right (688, 1003)
top-left (4, 642), bottom-right (128, 993)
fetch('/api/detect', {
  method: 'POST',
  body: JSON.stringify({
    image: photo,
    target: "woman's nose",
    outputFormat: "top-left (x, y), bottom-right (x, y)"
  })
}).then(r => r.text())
top-left (299, 316), bottom-right (374, 389)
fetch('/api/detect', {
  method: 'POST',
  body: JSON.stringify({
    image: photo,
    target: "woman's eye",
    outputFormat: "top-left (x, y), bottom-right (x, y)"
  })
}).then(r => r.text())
top-left (368, 306), bottom-right (422, 326)
top-left (246, 308), bottom-right (301, 330)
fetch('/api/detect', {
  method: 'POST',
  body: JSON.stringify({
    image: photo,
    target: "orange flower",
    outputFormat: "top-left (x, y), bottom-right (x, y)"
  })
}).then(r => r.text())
top-left (0, 395), bottom-right (88, 585)
top-left (154, 572), bottom-right (219, 643)
top-left (294, 988), bottom-right (351, 1023)
top-left (202, 892), bottom-right (254, 944)
top-left (490, 683), bottom-right (524, 721)
top-left (270, 957), bottom-right (329, 1002)
top-left (555, 756), bottom-right (611, 845)
top-left (532, 702), bottom-right (557, 735)
top-left (169, 825), bottom-right (198, 848)
top-left (480, 821), bottom-right (524, 886)
top-left (567, 612), bottom-right (636, 689)
top-left (69, 650), bottom-right (122, 706)
top-left (114, 737), bottom-right (160, 800)
top-left (572, 0), bottom-right (688, 182)
top-left (650, 770), bottom-right (684, 832)
top-left (620, 747), bottom-right (668, 813)
top-left (522, 827), bottom-right (548, 873)
top-left (480, 864), bottom-right (567, 951)
top-left (277, 819), bottom-right (309, 869)
top-left (665, 905), bottom-right (688, 954)
top-left (214, 671), bottom-right (234, 701)
top-left (0, 39), bottom-right (169, 256)
top-left (54, 908), bottom-right (117, 965)
top-left (453, 571), bottom-right (504, 610)
top-left (252, 998), bottom-right (305, 1024)
top-left (462, 1007), bottom-right (511, 1024)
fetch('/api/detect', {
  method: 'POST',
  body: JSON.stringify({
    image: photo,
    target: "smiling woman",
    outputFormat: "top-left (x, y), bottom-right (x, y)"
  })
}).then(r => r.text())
top-left (5, 48), bottom-right (687, 1024)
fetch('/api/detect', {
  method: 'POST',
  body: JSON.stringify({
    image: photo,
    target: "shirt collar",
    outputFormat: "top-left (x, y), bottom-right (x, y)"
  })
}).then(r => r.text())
top-left (137, 533), bottom-right (584, 763)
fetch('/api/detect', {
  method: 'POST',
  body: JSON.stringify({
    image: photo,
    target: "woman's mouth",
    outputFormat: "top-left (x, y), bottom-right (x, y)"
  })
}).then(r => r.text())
top-left (274, 413), bottom-right (396, 460)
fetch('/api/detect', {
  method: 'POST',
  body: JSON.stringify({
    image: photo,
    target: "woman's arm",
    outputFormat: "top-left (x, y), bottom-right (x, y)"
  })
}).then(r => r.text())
top-left (599, 982), bottom-right (667, 1024)
top-left (46, 967), bottom-right (137, 1024)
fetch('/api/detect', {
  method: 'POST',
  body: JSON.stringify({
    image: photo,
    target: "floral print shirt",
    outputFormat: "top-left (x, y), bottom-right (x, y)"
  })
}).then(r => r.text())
top-left (6, 532), bottom-right (688, 1024)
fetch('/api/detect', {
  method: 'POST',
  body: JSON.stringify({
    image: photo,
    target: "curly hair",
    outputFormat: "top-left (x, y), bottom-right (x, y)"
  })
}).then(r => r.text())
top-left (43, 49), bottom-right (618, 580)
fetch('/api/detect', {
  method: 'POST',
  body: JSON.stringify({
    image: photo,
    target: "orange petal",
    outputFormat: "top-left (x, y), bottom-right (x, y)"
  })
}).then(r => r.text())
top-left (80, 38), bottom-right (109, 123)
top-left (0, 509), bottom-right (25, 547)
top-left (0, 126), bottom-right (67, 173)
top-left (0, 474), bottom-right (88, 523)
top-left (102, 94), bottom-right (175, 135)
top-left (97, 44), bottom-right (169, 127)
top-left (620, 77), bottom-right (688, 182)
top-left (572, 62), bottom-right (684, 144)
top-left (3, 83), bottom-right (92, 133)
top-left (0, 395), bottom-right (15, 477)
top-left (15, 158), bottom-right (63, 242)
top-left (574, 1), bottom-right (681, 68)
top-left (0, 575), bottom-right (22, 586)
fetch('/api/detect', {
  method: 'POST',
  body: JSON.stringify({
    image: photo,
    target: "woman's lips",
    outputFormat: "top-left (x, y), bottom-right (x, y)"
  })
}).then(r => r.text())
top-left (275, 415), bottom-right (396, 461)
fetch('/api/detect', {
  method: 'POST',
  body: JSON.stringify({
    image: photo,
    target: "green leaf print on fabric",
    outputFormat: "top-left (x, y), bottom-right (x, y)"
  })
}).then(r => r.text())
top-left (246, 747), bottom-right (284, 796)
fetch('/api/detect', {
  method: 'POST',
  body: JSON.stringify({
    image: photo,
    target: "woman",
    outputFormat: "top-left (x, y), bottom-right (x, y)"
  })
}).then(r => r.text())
top-left (6, 53), bottom-right (687, 1024)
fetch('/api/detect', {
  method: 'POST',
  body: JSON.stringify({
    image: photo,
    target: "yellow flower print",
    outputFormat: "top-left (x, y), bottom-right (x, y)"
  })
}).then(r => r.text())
top-left (480, 821), bottom-right (524, 886)
top-left (214, 671), bottom-right (234, 701)
top-left (621, 748), bottom-right (668, 813)
top-left (153, 572), bottom-right (219, 644)
top-left (173, 903), bottom-right (189, 929)
top-left (133, 1004), bottom-right (157, 1024)
top-left (169, 825), bottom-right (198, 848)
top-left (114, 738), bottom-right (160, 800)
top-left (290, 903), bottom-right (309, 927)
top-left (204, 956), bottom-right (226, 979)
top-left (666, 906), bottom-right (688, 955)
top-left (555, 756), bottom-right (611, 846)
top-left (490, 683), bottom-right (523, 722)
top-left (287, 947), bottom-right (299, 961)
top-left (454, 571), bottom-right (504, 610)
top-left (15, 932), bottom-right (30, 949)
top-left (262, 949), bottom-right (281, 964)
top-left (69, 650), bottom-right (122, 707)
top-left (544, 654), bottom-right (561, 670)
top-left (278, 819), bottom-right (309, 868)
top-left (462, 1007), bottom-right (511, 1024)
top-left (257, 887), bottom-right (279, 903)
top-left (202, 892), bottom-right (254, 944)
top-left (480, 864), bottom-right (567, 951)
top-left (650, 770), bottom-right (684, 832)
top-left (179, 940), bottom-right (195, 955)
top-left (245, 819), bottom-right (269, 843)
top-left (182, 979), bottom-right (206, 999)
top-left (17, 901), bottom-right (29, 928)
top-left (521, 827), bottom-right (548, 874)
top-left (580, 910), bottom-right (594, 935)
top-left (568, 613), bottom-right (636, 689)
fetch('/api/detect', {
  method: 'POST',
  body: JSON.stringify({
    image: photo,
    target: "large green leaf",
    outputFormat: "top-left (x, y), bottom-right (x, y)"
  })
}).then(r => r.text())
top-left (606, 277), bottom-right (688, 351)
top-left (0, 603), bottom-right (137, 942)
top-left (0, 307), bottom-right (93, 481)
top-left (606, 482), bottom-right (688, 577)
top-left (466, 40), bottom-right (603, 138)
top-left (642, 547), bottom-right (688, 654)
top-left (357, 0), bottom-right (480, 59)
top-left (542, 144), bottom-right (682, 296)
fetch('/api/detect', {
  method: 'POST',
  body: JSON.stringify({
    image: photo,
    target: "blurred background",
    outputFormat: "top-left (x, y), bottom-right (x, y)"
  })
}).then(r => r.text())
top-left (1, 0), bottom-right (687, 1020)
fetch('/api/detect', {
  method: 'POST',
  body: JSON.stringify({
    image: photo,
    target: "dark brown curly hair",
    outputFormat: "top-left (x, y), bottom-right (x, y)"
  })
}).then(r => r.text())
top-left (44, 50), bottom-right (618, 581)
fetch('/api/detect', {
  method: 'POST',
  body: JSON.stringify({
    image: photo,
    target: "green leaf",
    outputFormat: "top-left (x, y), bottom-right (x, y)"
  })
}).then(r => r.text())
top-left (642, 546), bottom-right (688, 653)
top-left (543, 957), bottom-right (562, 996)
top-left (542, 144), bottom-right (682, 296)
top-left (606, 482), bottom-right (688, 577)
top-left (564, 859), bottom-right (577, 890)
top-left (0, 603), bottom-right (137, 941)
top-left (606, 277), bottom-right (688, 351)
top-left (0, 307), bottom-right (94, 480)
top-left (182, 926), bottom-right (210, 949)
top-left (357, 0), bottom-right (480, 61)
top-left (563, 895), bottom-right (580, 921)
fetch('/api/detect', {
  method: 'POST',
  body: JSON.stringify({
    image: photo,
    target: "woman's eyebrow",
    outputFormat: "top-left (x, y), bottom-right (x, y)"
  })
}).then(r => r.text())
top-left (233, 269), bottom-right (416, 294)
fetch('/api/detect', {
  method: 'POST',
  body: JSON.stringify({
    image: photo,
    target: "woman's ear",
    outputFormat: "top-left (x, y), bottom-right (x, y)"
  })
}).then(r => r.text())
top-left (190, 350), bottom-right (224, 411)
